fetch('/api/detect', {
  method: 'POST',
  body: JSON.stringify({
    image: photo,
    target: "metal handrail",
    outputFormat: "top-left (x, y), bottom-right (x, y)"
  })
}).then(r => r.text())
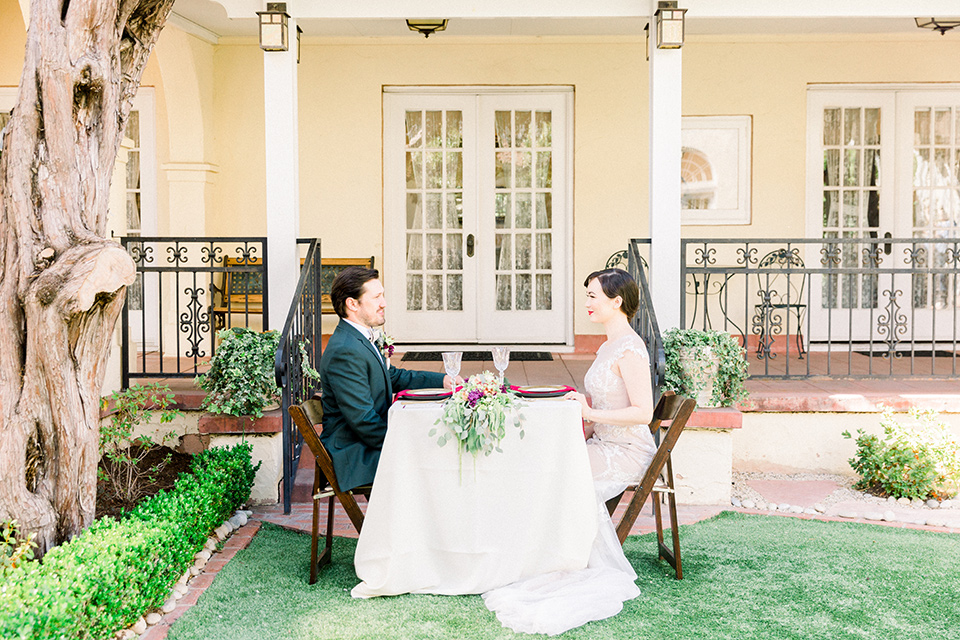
top-left (628, 238), bottom-right (665, 401)
top-left (274, 238), bottom-right (322, 514)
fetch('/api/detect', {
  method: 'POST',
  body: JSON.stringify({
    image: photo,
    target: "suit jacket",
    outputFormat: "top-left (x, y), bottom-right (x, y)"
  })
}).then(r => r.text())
top-left (319, 320), bottom-right (445, 491)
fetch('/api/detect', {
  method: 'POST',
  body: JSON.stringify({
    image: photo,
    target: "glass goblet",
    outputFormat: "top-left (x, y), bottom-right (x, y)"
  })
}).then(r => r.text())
top-left (491, 347), bottom-right (510, 385)
top-left (441, 351), bottom-right (462, 381)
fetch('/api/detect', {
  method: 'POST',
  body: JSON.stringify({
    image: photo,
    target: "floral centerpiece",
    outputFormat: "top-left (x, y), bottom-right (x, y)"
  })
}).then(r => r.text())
top-left (429, 371), bottom-right (524, 463)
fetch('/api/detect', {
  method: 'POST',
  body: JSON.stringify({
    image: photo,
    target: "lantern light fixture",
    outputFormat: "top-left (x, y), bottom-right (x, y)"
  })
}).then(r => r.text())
top-left (258, 2), bottom-right (290, 51)
top-left (406, 19), bottom-right (448, 38)
top-left (654, 1), bottom-right (687, 49)
top-left (915, 18), bottom-right (960, 36)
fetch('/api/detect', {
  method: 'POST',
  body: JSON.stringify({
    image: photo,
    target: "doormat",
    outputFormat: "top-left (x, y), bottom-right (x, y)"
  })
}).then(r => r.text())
top-left (853, 350), bottom-right (957, 359)
top-left (401, 351), bottom-right (553, 362)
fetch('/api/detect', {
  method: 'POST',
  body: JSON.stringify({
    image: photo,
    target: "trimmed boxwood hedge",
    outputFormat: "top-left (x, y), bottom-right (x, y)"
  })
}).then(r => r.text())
top-left (0, 443), bottom-right (260, 640)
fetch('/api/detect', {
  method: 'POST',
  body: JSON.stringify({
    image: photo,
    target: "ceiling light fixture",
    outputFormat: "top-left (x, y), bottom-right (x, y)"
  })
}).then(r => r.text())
top-left (406, 19), bottom-right (448, 38)
top-left (915, 17), bottom-right (960, 35)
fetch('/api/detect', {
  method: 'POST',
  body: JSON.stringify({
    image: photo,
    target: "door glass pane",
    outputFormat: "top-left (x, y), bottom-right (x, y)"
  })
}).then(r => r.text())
top-left (446, 193), bottom-right (462, 229)
top-left (496, 234), bottom-right (511, 270)
top-left (515, 193), bottom-right (532, 228)
top-left (446, 234), bottom-right (462, 270)
top-left (536, 274), bottom-right (552, 310)
top-left (445, 152), bottom-right (462, 189)
top-left (823, 108), bottom-right (840, 145)
top-left (407, 274), bottom-right (423, 310)
top-left (495, 151), bottom-right (512, 188)
top-left (864, 108), bottom-right (880, 145)
top-left (405, 111), bottom-right (423, 147)
top-left (535, 112), bottom-right (552, 147)
top-left (496, 193), bottom-right (511, 229)
top-left (406, 152), bottom-right (422, 188)
top-left (536, 233), bottom-right (552, 269)
top-left (446, 112), bottom-right (462, 148)
top-left (447, 274), bottom-right (463, 311)
top-left (844, 108), bottom-right (861, 144)
top-left (823, 150), bottom-right (840, 186)
top-left (425, 193), bottom-right (442, 229)
top-left (425, 111), bottom-right (442, 148)
top-left (495, 111), bottom-right (511, 148)
top-left (515, 234), bottom-right (531, 270)
top-left (425, 151), bottom-right (443, 188)
top-left (515, 151), bottom-right (532, 188)
top-left (515, 111), bottom-right (531, 147)
top-left (536, 193), bottom-right (552, 228)
top-left (406, 234), bottom-right (422, 270)
top-left (406, 193), bottom-right (422, 229)
top-left (536, 151), bottom-right (552, 189)
top-left (426, 274), bottom-right (443, 310)
top-left (426, 234), bottom-right (443, 269)
top-left (496, 275), bottom-right (512, 310)
top-left (516, 274), bottom-right (532, 310)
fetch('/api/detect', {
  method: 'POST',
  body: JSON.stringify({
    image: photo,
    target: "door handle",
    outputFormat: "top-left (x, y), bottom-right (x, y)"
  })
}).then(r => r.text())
top-left (466, 234), bottom-right (475, 258)
top-left (883, 231), bottom-right (892, 255)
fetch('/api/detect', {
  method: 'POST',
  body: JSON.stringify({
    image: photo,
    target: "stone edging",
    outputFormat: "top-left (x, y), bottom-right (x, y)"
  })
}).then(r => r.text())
top-left (114, 512), bottom-right (260, 640)
top-left (730, 497), bottom-right (960, 529)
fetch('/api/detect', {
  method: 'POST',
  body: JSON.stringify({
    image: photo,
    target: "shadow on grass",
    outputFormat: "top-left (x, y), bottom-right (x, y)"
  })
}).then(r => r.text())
top-left (168, 512), bottom-right (960, 640)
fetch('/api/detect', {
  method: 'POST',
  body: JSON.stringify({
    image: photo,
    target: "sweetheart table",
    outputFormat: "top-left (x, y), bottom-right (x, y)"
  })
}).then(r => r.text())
top-left (351, 398), bottom-right (598, 598)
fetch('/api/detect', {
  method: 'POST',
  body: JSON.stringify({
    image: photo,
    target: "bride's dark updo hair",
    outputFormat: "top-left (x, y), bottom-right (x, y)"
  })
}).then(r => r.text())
top-left (583, 268), bottom-right (640, 319)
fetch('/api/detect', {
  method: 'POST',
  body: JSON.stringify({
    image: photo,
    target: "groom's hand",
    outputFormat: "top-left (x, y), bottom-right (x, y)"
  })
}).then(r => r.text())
top-left (443, 375), bottom-right (464, 390)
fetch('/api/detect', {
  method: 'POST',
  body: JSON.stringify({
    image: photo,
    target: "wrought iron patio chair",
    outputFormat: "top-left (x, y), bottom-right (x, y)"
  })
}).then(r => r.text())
top-left (604, 391), bottom-right (697, 579)
top-left (752, 248), bottom-right (807, 359)
top-left (289, 398), bottom-right (371, 584)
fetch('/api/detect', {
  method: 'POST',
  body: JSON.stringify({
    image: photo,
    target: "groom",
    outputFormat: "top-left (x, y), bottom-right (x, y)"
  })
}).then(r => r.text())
top-left (319, 266), bottom-right (459, 491)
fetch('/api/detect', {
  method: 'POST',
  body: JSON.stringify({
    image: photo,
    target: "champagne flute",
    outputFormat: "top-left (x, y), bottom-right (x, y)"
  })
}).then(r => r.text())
top-left (441, 351), bottom-right (462, 384)
top-left (491, 347), bottom-right (510, 385)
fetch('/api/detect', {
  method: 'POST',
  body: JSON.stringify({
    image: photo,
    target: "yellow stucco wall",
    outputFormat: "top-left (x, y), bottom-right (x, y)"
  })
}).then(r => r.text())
top-left (4, 12), bottom-right (960, 340)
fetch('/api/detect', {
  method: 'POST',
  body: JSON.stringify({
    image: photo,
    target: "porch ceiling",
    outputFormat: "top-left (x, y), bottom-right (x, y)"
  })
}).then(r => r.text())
top-left (173, 0), bottom-right (960, 41)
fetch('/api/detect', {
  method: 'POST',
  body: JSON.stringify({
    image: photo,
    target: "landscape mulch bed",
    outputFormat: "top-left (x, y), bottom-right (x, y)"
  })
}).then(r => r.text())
top-left (96, 445), bottom-right (194, 519)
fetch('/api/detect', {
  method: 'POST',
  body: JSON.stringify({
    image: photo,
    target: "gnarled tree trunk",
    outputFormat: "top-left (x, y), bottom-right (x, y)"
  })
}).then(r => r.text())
top-left (0, 0), bottom-right (175, 553)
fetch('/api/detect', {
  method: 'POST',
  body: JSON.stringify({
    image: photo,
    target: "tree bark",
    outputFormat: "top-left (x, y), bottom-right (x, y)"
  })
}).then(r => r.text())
top-left (0, 0), bottom-right (175, 553)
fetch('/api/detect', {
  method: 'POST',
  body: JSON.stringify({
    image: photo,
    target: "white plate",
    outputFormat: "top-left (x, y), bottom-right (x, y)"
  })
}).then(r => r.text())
top-left (405, 388), bottom-right (450, 397)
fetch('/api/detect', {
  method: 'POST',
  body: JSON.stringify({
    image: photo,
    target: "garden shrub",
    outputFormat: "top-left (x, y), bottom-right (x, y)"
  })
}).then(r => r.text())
top-left (843, 408), bottom-right (960, 501)
top-left (0, 443), bottom-right (260, 640)
top-left (197, 327), bottom-right (281, 418)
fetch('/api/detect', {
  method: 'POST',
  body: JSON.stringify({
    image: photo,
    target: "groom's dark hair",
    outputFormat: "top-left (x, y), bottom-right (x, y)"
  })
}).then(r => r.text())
top-left (583, 268), bottom-right (640, 319)
top-left (331, 266), bottom-right (380, 318)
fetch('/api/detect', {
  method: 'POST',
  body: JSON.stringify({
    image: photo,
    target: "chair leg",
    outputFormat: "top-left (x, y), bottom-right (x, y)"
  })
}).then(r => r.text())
top-left (656, 460), bottom-right (683, 580)
top-left (309, 495), bottom-right (320, 585)
top-left (605, 492), bottom-right (624, 517)
top-left (318, 496), bottom-right (334, 570)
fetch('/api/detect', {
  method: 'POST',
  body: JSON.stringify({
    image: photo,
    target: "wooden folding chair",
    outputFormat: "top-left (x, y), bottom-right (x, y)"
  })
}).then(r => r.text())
top-left (605, 391), bottom-right (697, 579)
top-left (289, 399), bottom-right (371, 584)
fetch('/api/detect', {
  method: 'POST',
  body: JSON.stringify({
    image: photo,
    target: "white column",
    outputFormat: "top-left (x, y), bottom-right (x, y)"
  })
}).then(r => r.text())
top-left (648, 9), bottom-right (683, 330)
top-left (263, 17), bottom-right (300, 331)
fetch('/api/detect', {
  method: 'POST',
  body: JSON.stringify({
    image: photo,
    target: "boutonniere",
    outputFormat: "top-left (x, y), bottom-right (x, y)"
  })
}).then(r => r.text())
top-left (373, 329), bottom-right (395, 364)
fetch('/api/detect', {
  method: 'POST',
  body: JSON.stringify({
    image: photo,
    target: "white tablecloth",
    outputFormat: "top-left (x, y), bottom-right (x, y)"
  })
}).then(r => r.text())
top-left (352, 399), bottom-right (598, 597)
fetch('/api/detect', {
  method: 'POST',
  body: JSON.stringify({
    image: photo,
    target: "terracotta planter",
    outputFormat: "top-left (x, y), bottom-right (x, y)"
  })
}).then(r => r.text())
top-left (678, 346), bottom-right (721, 408)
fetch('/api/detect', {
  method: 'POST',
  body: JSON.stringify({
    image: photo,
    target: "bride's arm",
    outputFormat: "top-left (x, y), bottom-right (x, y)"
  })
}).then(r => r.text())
top-left (581, 350), bottom-right (654, 426)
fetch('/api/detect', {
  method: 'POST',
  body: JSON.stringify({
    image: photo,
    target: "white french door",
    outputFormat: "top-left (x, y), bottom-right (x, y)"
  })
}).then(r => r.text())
top-left (384, 90), bottom-right (571, 344)
top-left (807, 87), bottom-right (960, 343)
top-left (895, 91), bottom-right (960, 341)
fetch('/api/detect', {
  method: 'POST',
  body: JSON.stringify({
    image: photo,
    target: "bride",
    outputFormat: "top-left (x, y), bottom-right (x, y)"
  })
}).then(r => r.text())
top-left (568, 268), bottom-right (656, 501)
top-left (482, 268), bottom-right (655, 636)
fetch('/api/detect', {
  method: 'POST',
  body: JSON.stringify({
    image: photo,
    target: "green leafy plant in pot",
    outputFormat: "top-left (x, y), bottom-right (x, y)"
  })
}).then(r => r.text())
top-left (663, 328), bottom-right (748, 408)
top-left (198, 327), bottom-right (282, 418)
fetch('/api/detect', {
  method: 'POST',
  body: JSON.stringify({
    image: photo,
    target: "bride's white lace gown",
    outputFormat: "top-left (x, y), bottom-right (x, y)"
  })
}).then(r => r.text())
top-left (482, 331), bottom-right (653, 636)
top-left (584, 332), bottom-right (658, 501)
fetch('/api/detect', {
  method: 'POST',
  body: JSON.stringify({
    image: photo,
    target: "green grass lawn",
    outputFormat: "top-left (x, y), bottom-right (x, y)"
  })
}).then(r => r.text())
top-left (167, 512), bottom-right (960, 640)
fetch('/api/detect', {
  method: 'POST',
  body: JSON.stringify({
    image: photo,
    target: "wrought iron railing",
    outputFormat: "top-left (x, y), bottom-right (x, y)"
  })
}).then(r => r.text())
top-left (627, 239), bottom-right (665, 397)
top-left (274, 239), bottom-right (322, 514)
top-left (680, 237), bottom-right (960, 378)
top-left (120, 237), bottom-right (268, 388)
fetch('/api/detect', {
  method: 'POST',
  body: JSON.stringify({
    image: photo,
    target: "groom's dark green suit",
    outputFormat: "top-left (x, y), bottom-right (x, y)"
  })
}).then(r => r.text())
top-left (319, 320), bottom-right (444, 491)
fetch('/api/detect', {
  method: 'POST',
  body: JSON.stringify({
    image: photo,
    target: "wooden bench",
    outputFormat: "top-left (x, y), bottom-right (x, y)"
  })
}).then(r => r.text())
top-left (319, 257), bottom-right (375, 314)
top-left (211, 256), bottom-right (375, 328)
top-left (211, 257), bottom-right (265, 329)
